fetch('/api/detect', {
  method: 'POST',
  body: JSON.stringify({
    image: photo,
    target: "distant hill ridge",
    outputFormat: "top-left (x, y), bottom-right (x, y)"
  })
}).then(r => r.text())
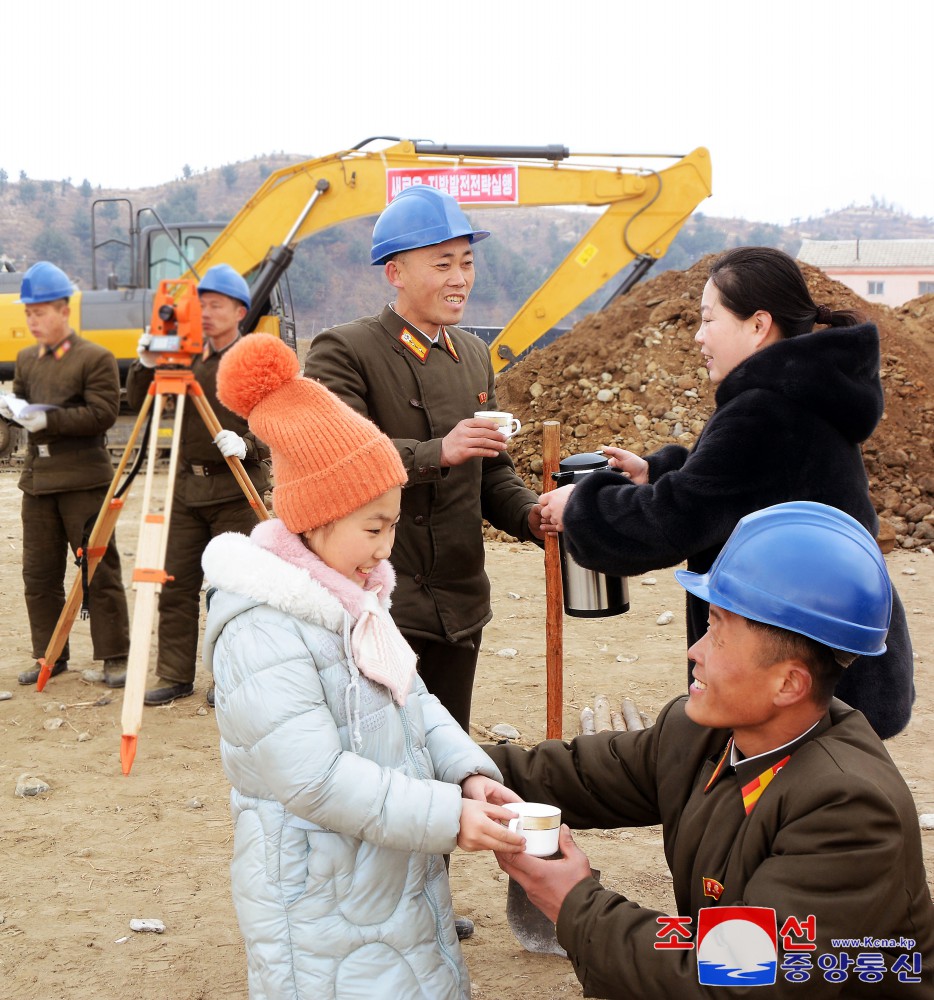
top-left (1, 157), bottom-right (932, 336)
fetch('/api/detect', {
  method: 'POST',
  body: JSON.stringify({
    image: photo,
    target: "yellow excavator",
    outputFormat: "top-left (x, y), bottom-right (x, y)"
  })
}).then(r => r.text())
top-left (0, 138), bottom-right (711, 454)
top-left (198, 138), bottom-right (711, 371)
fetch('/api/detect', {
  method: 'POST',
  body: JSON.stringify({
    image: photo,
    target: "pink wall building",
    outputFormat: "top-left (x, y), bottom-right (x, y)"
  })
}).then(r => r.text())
top-left (797, 239), bottom-right (934, 307)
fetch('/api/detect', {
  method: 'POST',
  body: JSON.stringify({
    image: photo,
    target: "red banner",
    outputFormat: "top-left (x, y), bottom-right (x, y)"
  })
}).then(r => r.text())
top-left (386, 166), bottom-right (518, 205)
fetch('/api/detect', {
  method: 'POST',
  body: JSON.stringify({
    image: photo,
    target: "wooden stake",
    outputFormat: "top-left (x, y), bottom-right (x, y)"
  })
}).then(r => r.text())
top-left (593, 694), bottom-right (612, 733)
top-left (542, 420), bottom-right (563, 740)
top-left (622, 697), bottom-right (645, 731)
top-left (579, 706), bottom-right (595, 736)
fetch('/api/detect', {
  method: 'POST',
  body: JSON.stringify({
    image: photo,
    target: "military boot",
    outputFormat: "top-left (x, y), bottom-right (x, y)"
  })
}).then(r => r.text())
top-left (103, 657), bottom-right (128, 689)
top-left (18, 659), bottom-right (67, 686)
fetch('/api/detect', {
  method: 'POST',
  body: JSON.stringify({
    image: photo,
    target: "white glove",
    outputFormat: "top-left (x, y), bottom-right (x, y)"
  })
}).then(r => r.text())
top-left (0, 399), bottom-right (13, 421)
top-left (17, 410), bottom-right (48, 433)
top-left (137, 331), bottom-right (157, 368)
top-left (213, 429), bottom-right (247, 460)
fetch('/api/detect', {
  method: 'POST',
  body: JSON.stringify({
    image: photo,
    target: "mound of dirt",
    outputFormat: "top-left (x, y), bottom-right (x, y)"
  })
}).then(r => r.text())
top-left (496, 256), bottom-right (934, 550)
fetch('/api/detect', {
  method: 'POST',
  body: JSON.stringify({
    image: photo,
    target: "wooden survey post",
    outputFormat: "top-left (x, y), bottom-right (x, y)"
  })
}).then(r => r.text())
top-left (542, 420), bottom-right (563, 740)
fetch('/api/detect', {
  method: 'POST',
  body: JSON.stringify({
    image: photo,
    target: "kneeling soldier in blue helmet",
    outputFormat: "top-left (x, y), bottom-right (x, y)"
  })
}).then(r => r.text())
top-left (126, 265), bottom-right (270, 706)
top-left (471, 502), bottom-right (934, 997)
top-left (4, 262), bottom-right (130, 689)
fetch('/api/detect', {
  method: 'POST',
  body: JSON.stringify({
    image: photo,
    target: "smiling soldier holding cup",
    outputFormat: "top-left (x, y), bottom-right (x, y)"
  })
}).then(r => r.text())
top-left (306, 187), bottom-right (546, 737)
top-left (306, 188), bottom-right (550, 942)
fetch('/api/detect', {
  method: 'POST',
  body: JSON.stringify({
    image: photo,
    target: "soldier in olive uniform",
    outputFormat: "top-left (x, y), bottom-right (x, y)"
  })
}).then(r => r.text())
top-left (306, 187), bottom-right (546, 735)
top-left (3, 262), bottom-right (129, 688)
top-left (126, 265), bottom-right (270, 706)
top-left (480, 503), bottom-right (934, 998)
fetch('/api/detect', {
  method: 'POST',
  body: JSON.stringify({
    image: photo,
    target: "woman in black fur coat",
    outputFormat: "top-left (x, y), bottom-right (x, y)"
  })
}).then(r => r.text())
top-left (538, 246), bottom-right (914, 739)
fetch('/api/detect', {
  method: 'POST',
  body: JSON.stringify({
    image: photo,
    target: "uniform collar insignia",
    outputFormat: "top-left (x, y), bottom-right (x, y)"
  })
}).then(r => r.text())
top-left (731, 714), bottom-right (827, 813)
top-left (399, 327), bottom-right (430, 363)
top-left (39, 334), bottom-right (74, 360)
top-left (740, 755), bottom-right (791, 815)
top-left (441, 329), bottom-right (460, 361)
top-left (391, 308), bottom-right (460, 365)
top-left (705, 713), bottom-right (828, 805)
top-left (704, 737), bottom-right (734, 793)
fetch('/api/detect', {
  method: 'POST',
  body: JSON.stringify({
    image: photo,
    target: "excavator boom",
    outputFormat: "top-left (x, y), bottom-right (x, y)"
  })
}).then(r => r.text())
top-left (191, 140), bottom-right (712, 368)
top-left (0, 140), bottom-right (712, 387)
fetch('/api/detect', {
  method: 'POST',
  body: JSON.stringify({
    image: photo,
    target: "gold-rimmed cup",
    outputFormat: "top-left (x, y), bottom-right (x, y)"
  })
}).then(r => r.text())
top-left (504, 802), bottom-right (561, 857)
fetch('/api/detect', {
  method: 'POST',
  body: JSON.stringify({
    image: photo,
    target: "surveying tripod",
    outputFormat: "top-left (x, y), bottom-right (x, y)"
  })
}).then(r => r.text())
top-left (34, 280), bottom-right (270, 775)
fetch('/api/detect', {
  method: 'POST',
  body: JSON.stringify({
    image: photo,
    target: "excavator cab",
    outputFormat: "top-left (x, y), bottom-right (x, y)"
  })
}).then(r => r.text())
top-left (83, 201), bottom-right (297, 373)
top-left (145, 225), bottom-right (217, 288)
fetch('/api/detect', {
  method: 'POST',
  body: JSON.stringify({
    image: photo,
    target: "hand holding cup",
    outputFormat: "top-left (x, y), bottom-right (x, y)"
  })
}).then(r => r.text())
top-left (474, 410), bottom-right (521, 440)
top-left (442, 413), bottom-right (521, 466)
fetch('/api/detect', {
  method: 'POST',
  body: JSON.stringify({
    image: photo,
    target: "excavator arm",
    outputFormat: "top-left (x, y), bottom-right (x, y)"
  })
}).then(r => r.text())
top-left (485, 149), bottom-right (711, 369)
top-left (187, 140), bottom-right (712, 367)
top-left (0, 140), bottom-right (709, 462)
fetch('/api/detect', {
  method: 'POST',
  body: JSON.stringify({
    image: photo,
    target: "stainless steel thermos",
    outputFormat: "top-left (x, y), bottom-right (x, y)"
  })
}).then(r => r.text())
top-left (552, 453), bottom-right (630, 618)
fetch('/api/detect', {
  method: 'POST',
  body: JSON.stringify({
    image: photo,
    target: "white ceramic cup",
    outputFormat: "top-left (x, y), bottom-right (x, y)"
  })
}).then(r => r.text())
top-left (475, 410), bottom-right (521, 438)
top-left (504, 802), bottom-right (561, 857)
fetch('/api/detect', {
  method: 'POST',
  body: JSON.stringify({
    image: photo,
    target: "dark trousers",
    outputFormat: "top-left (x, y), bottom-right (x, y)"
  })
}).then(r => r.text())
top-left (22, 488), bottom-right (129, 663)
top-left (155, 497), bottom-right (259, 685)
top-left (404, 630), bottom-right (482, 733)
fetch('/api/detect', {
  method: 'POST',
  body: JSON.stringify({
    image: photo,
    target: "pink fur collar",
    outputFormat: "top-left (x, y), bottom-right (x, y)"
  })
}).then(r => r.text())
top-left (250, 518), bottom-right (395, 621)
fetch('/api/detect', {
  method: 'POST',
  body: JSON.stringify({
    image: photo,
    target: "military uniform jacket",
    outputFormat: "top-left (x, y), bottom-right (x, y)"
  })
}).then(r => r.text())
top-left (126, 339), bottom-right (270, 509)
top-left (488, 697), bottom-right (934, 998)
top-left (305, 305), bottom-right (539, 642)
top-left (14, 332), bottom-right (120, 496)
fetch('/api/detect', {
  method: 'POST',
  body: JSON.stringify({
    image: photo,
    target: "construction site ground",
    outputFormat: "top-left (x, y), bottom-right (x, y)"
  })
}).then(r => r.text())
top-left (3, 258), bottom-right (934, 997)
top-left (0, 469), bottom-right (932, 1000)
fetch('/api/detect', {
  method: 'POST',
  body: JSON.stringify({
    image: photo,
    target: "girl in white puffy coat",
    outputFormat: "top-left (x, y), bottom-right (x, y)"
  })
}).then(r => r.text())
top-left (201, 334), bottom-right (523, 1000)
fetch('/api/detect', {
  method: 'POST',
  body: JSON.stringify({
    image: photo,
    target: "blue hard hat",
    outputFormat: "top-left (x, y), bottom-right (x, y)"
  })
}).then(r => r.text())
top-left (198, 264), bottom-right (251, 308)
top-left (17, 261), bottom-right (76, 304)
top-left (371, 185), bottom-right (490, 265)
top-left (675, 502), bottom-right (892, 656)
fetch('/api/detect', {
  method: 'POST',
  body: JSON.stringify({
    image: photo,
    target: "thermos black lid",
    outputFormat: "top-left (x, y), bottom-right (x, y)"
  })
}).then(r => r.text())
top-left (558, 452), bottom-right (609, 472)
top-left (552, 451), bottom-right (610, 484)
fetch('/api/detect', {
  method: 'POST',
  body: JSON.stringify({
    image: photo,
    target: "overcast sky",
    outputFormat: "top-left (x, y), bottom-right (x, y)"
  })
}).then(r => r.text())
top-left (8, 0), bottom-right (932, 225)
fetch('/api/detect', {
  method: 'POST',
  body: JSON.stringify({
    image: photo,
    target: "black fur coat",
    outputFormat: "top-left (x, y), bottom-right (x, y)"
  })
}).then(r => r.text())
top-left (563, 323), bottom-right (914, 739)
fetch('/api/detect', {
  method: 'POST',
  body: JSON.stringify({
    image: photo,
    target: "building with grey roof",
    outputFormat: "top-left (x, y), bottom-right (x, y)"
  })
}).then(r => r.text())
top-left (797, 239), bottom-right (934, 306)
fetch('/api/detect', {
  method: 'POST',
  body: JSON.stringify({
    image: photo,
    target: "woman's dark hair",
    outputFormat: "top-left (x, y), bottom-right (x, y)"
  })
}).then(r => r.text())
top-left (709, 246), bottom-right (861, 338)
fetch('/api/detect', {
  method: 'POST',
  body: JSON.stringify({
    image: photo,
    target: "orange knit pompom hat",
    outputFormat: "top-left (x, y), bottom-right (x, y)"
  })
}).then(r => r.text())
top-left (217, 334), bottom-right (406, 533)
